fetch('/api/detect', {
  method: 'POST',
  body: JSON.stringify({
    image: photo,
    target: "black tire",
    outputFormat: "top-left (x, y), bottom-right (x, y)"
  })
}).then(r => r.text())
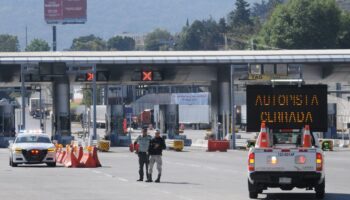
top-left (315, 178), bottom-right (325, 199)
top-left (248, 180), bottom-right (259, 199)
top-left (47, 162), bottom-right (56, 167)
top-left (10, 158), bottom-right (18, 167)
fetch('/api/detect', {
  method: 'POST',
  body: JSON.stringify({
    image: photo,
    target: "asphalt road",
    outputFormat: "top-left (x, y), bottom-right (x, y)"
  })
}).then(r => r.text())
top-left (0, 147), bottom-right (350, 200)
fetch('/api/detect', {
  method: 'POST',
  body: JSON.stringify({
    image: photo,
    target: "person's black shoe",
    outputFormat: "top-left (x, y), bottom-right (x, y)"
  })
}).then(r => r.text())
top-left (137, 178), bottom-right (143, 182)
top-left (155, 174), bottom-right (161, 183)
top-left (145, 174), bottom-right (153, 182)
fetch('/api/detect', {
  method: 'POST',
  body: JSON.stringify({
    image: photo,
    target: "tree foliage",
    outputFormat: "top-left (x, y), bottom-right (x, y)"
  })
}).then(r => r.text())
top-left (257, 0), bottom-right (343, 49)
top-left (228, 0), bottom-right (253, 28)
top-left (177, 19), bottom-right (224, 50)
top-left (144, 29), bottom-right (173, 51)
top-left (107, 36), bottom-right (135, 51)
top-left (0, 34), bottom-right (19, 52)
top-left (337, 11), bottom-right (350, 48)
top-left (70, 34), bottom-right (107, 51)
top-left (25, 39), bottom-right (50, 51)
top-left (251, 0), bottom-right (285, 21)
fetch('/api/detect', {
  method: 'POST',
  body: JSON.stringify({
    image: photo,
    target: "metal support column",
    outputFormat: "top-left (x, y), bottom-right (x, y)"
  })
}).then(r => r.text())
top-left (52, 26), bottom-right (57, 51)
top-left (92, 65), bottom-right (97, 140)
top-left (230, 65), bottom-right (236, 149)
top-left (39, 86), bottom-right (43, 131)
top-left (20, 65), bottom-right (26, 130)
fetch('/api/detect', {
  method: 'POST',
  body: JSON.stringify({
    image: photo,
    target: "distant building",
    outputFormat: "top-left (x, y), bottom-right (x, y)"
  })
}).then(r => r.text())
top-left (337, 0), bottom-right (350, 11)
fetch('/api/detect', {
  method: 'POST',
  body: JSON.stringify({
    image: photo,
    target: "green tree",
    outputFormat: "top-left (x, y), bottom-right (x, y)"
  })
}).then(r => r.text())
top-left (177, 19), bottom-right (224, 50)
top-left (25, 39), bottom-right (50, 51)
top-left (252, 0), bottom-right (285, 21)
top-left (144, 29), bottom-right (173, 51)
top-left (337, 11), bottom-right (350, 48)
top-left (228, 0), bottom-right (253, 28)
top-left (70, 34), bottom-right (107, 51)
top-left (107, 36), bottom-right (135, 51)
top-left (257, 0), bottom-right (342, 49)
top-left (0, 34), bottom-right (19, 52)
top-left (226, 0), bottom-right (257, 49)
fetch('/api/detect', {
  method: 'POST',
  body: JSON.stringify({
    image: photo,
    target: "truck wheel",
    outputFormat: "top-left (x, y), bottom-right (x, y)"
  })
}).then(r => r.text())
top-left (315, 179), bottom-right (325, 199)
top-left (248, 180), bottom-right (259, 199)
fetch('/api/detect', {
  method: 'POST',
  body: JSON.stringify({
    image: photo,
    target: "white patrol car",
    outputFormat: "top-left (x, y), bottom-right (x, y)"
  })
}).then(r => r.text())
top-left (248, 126), bottom-right (325, 199)
top-left (9, 131), bottom-right (56, 167)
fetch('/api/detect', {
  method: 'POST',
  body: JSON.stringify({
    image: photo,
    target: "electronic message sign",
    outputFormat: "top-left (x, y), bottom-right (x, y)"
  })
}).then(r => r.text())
top-left (246, 85), bottom-right (327, 132)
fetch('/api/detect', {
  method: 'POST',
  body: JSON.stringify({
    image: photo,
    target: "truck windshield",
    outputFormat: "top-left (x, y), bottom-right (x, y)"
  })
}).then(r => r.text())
top-left (15, 136), bottom-right (51, 144)
top-left (272, 132), bottom-right (303, 145)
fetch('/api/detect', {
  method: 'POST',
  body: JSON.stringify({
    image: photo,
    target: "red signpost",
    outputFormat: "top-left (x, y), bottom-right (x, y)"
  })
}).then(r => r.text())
top-left (44, 0), bottom-right (63, 23)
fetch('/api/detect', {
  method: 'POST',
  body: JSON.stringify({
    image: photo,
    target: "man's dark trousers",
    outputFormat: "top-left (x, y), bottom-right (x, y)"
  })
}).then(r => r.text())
top-left (138, 152), bottom-right (149, 180)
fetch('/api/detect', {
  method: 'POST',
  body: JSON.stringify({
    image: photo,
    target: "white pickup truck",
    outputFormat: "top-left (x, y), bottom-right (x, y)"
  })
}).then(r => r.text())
top-left (247, 127), bottom-right (325, 199)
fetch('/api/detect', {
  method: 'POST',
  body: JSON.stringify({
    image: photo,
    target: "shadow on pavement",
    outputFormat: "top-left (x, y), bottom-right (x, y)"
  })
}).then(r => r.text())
top-left (160, 181), bottom-right (200, 186)
top-left (14, 164), bottom-right (64, 168)
top-left (260, 193), bottom-right (350, 200)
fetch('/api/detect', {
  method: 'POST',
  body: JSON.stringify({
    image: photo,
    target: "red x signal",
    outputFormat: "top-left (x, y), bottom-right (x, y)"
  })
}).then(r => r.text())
top-left (142, 71), bottom-right (153, 81)
top-left (86, 73), bottom-right (94, 81)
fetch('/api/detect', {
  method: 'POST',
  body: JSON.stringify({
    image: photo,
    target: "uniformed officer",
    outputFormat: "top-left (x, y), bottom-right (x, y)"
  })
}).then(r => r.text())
top-left (134, 127), bottom-right (152, 181)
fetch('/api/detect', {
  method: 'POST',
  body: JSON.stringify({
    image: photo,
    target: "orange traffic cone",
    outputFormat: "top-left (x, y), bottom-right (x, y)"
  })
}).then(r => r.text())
top-left (77, 146), bottom-right (84, 162)
top-left (303, 125), bottom-right (312, 148)
top-left (57, 151), bottom-right (66, 164)
top-left (255, 122), bottom-right (269, 148)
top-left (56, 147), bottom-right (62, 160)
top-left (92, 147), bottom-right (102, 167)
top-left (80, 147), bottom-right (97, 168)
top-left (64, 149), bottom-right (81, 168)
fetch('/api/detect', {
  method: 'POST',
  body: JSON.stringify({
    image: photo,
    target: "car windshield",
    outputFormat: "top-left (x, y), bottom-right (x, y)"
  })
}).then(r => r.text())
top-left (15, 135), bottom-right (51, 144)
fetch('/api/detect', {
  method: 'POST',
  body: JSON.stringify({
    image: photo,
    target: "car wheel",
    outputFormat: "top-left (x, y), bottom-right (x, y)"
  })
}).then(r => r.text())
top-left (10, 159), bottom-right (18, 167)
top-left (315, 178), bottom-right (325, 199)
top-left (47, 162), bottom-right (56, 167)
top-left (248, 180), bottom-right (259, 199)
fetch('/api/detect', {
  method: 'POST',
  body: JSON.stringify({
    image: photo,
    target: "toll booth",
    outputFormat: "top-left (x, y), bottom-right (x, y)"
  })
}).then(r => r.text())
top-left (106, 105), bottom-right (131, 146)
top-left (52, 78), bottom-right (73, 145)
top-left (154, 104), bottom-right (192, 146)
top-left (0, 99), bottom-right (16, 147)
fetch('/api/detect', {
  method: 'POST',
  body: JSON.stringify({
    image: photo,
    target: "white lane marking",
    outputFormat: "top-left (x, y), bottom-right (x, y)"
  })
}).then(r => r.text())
top-left (89, 169), bottom-right (130, 182)
top-left (103, 173), bottom-right (114, 178)
top-left (118, 177), bottom-right (129, 182)
top-left (91, 170), bottom-right (102, 174)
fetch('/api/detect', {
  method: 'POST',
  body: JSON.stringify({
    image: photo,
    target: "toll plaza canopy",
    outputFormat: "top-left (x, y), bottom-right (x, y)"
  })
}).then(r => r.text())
top-left (1, 50), bottom-right (350, 65)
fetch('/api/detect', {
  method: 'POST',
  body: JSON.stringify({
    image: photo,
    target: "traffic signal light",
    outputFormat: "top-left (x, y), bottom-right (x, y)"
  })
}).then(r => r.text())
top-left (142, 71), bottom-right (153, 81)
top-left (86, 73), bottom-right (94, 81)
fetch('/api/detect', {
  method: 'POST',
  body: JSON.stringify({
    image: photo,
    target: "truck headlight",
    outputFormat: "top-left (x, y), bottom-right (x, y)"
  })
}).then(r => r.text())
top-left (48, 148), bottom-right (56, 153)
